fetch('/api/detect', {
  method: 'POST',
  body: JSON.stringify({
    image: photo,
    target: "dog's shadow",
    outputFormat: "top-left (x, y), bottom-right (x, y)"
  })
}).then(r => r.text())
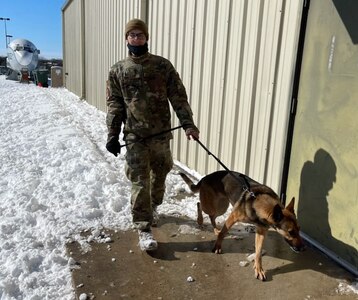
top-left (150, 216), bottom-right (218, 259)
top-left (148, 215), bottom-right (354, 282)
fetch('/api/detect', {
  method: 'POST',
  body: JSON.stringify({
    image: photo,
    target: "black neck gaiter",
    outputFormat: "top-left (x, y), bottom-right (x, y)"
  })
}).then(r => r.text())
top-left (127, 43), bottom-right (149, 56)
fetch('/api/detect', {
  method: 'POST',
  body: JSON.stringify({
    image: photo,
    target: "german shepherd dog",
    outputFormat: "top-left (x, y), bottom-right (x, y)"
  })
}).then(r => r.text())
top-left (179, 170), bottom-right (305, 281)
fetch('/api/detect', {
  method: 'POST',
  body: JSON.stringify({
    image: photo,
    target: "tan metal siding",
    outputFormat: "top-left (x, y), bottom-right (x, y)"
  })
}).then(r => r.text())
top-left (266, 0), bottom-right (304, 190)
top-left (63, 0), bottom-right (304, 192)
top-left (63, 0), bottom-right (146, 111)
top-left (147, 0), bottom-right (303, 191)
top-left (63, 0), bottom-right (83, 97)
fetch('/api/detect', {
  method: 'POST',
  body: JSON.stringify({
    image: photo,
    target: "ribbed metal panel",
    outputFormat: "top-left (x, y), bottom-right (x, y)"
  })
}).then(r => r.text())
top-left (82, 0), bottom-right (146, 112)
top-left (63, 0), bottom-right (304, 192)
top-left (147, 0), bottom-right (303, 191)
top-left (63, 0), bottom-right (146, 111)
top-left (266, 0), bottom-right (304, 190)
top-left (62, 0), bottom-right (83, 97)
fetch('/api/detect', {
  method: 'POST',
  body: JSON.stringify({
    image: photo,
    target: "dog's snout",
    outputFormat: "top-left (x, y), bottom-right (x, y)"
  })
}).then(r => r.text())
top-left (285, 237), bottom-right (306, 253)
top-left (290, 244), bottom-right (306, 253)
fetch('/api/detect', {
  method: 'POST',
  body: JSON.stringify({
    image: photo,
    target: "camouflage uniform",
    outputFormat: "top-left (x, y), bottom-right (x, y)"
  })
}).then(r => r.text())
top-left (106, 52), bottom-right (198, 230)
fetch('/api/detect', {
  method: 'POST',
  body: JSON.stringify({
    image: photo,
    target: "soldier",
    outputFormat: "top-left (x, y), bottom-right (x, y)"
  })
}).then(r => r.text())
top-left (105, 19), bottom-right (199, 251)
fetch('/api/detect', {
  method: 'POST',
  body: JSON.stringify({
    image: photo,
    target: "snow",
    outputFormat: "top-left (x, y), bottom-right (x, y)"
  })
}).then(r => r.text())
top-left (0, 76), bottom-right (356, 299)
top-left (336, 281), bottom-right (358, 295)
top-left (0, 76), bottom-right (201, 299)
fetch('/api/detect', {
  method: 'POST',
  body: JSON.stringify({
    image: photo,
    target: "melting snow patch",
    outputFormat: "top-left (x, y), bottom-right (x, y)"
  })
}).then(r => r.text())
top-left (178, 224), bottom-right (201, 235)
top-left (336, 280), bottom-right (358, 295)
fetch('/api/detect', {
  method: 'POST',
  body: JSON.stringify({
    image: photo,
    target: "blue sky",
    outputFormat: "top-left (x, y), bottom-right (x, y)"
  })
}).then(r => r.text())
top-left (0, 0), bottom-right (64, 59)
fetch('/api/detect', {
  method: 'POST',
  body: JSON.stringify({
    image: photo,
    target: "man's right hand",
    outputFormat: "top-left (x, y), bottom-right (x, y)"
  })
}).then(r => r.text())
top-left (106, 136), bottom-right (121, 156)
top-left (185, 127), bottom-right (200, 140)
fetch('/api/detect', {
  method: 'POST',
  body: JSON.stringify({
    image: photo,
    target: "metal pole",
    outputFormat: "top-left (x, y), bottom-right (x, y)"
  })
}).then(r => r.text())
top-left (0, 17), bottom-right (10, 49)
top-left (4, 20), bottom-right (7, 46)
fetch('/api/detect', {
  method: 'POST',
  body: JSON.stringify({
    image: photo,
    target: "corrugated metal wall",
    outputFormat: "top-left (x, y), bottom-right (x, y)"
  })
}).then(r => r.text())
top-left (62, 0), bottom-right (84, 97)
top-left (62, 0), bottom-right (304, 192)
top-left (83, 0), bottom-right (147, 111)
top-left (62, 0), bottom-right (146, 107)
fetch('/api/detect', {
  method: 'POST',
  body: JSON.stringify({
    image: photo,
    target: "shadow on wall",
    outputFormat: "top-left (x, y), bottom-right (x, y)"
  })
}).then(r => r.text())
top-left (298, 148), bottom-right (358, 271)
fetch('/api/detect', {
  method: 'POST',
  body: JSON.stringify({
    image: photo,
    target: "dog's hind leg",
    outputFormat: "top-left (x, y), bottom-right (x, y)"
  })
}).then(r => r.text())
top-left (197, 202), bottom-right (220, 234)
top-left (209, 215), bottom-right (221, 235)
top-left (254, 227), bottom-right (268, 281)
top-left (197, 202), bottom-right (203, 226)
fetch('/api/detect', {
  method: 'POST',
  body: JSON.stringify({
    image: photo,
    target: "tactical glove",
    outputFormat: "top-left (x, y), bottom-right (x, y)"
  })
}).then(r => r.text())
top-left (185, 127), bottom-right (200, 140)
top-left (106, 136), bottom-right (121, 157)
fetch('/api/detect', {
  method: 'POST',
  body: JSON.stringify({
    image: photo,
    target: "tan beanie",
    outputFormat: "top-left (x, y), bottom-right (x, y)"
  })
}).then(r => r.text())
top-left (125, 19), bottom-right (149, 40)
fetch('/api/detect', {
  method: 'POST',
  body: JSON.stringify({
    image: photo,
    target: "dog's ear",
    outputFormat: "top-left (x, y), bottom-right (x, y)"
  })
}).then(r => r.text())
top-left (286, 197), bottom-right (295, 213)
top-left (272, 204), bottom-right (284, 223)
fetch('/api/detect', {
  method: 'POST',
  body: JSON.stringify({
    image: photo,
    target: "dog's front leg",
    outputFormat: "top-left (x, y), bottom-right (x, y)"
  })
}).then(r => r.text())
top-left (212, 212), bottom-right (237, 254)
top-left (254, 227), bottom-right (267, 281)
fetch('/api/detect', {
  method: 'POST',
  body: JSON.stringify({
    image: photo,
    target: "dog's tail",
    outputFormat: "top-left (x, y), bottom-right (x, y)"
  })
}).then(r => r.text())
top-left (179, 173), bottom-right (201, 193)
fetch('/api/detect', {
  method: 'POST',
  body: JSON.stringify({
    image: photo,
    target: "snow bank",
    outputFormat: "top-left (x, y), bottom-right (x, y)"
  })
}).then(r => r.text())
top-left (0, 77), bottom-right (200, 299)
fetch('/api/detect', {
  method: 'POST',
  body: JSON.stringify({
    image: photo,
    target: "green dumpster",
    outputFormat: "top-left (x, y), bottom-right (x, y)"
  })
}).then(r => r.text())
top-left (33, 69), bottom-right (49, 87)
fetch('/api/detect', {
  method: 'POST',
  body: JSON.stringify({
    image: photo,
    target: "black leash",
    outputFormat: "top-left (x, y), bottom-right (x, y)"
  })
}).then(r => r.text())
top-left (194, 138), bottom-right (255, 198)
top-left (120, 125), bottom-right (183, 148)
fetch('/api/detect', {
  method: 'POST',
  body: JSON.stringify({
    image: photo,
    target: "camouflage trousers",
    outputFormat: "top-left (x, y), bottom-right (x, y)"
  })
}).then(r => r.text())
top-left (125, 138), bottom-right (173, 230)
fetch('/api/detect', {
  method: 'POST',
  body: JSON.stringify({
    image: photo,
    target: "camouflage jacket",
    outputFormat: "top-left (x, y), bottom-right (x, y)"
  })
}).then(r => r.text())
top-left (106, 52), bottom-right (198, 141)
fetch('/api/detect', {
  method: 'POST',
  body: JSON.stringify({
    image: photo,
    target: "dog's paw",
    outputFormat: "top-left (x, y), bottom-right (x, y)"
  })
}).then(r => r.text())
top-left (254, 266), bottom-right (266, 281)
top-left (212, 245), bottom-right (222, 254)
top-left (196, 216), bottom-right (203, 226)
